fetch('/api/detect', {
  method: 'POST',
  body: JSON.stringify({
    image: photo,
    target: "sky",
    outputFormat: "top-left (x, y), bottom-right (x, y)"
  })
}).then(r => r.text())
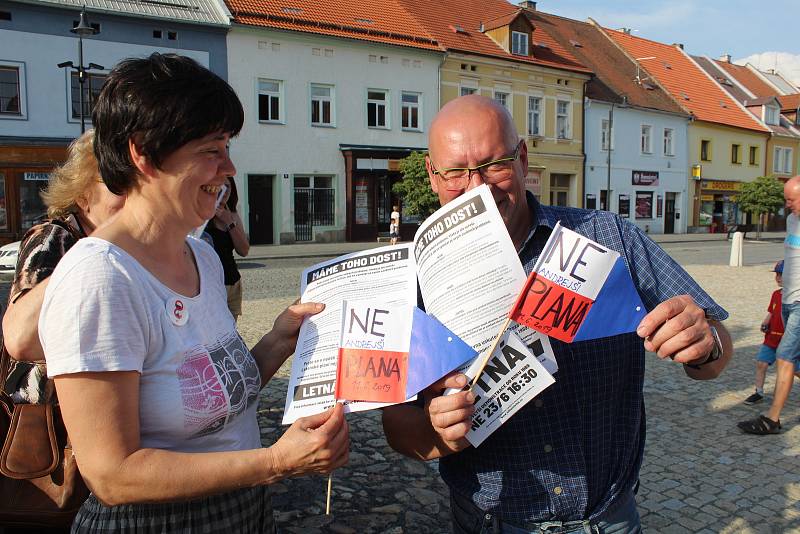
top-left (533, 0), bottom-right (800, 87)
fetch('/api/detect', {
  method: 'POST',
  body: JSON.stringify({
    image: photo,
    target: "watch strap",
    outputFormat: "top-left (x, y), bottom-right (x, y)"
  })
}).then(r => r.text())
top-left (685, 326), bottom-right (722, 369)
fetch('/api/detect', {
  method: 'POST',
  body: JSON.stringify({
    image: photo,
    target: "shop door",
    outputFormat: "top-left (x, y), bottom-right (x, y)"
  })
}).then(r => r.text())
top-left (376, 175), bottom-right (392, 233)
top-left (247, 174), bottom-right (273, 244)
top-left (664, 193), bottom-right (676, 234)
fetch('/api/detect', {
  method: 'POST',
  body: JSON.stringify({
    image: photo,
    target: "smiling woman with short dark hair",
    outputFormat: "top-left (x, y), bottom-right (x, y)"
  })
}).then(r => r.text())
top-left (39, 53), bottom-right (349, 533)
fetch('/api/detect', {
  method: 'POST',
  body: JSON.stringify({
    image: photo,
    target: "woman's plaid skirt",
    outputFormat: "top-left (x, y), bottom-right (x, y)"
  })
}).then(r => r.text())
top-left (71, 485), bottom-right (276, 533)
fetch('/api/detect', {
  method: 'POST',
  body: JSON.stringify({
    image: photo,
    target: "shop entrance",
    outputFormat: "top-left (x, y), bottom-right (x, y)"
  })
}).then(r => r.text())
top-left (247, 174), bottom-right (274, 244)
top-left (664, 192), bottom-right (676, 234)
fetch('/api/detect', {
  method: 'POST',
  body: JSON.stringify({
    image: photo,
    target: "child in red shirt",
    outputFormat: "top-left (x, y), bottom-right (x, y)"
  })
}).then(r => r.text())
top-left (744, 260), bottom-right (800, 404)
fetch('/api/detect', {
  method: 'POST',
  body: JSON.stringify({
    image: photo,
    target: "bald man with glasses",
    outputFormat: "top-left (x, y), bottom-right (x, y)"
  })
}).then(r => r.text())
top-left (382, 95), bottom-right (733, 534)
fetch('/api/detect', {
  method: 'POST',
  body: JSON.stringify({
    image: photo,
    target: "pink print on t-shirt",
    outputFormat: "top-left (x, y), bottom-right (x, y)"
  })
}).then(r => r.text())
top-left (176, 333), bottom-right (260, 438)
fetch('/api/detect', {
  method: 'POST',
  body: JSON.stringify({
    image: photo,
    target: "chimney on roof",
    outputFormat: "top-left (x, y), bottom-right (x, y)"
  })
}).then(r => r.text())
top-left (618, 27), bottom-right (632, 35)
top-left (673, 43), bottom-right (684, 50)
top-left (518, 1), bottom-right (536, 10)
top-left (719, 53), bottom-right (732, 63)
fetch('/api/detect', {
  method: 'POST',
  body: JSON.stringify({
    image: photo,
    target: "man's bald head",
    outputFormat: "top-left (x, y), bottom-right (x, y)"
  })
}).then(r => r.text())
top-left (425, 94), bottom-right (530, 247)
top-left (429, 95), bottom-right (519, 161)
top-left (785, 175), bottom-right (800, 216)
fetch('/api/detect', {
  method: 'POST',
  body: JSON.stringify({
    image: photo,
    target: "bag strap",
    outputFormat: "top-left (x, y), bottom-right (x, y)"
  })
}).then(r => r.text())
top-left (0, 336), bottom-right (10, 393)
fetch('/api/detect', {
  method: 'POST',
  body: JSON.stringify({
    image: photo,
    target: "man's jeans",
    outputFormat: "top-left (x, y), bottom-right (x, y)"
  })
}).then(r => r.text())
top-left (778, 302), bottom-right (800, 364)
top-left (451, 491), bottom-right (641, 534)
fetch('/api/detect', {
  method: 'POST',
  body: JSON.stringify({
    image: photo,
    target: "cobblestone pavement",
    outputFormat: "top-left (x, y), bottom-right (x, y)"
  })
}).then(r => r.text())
top-left (238, 261), bottom-right (800, 534)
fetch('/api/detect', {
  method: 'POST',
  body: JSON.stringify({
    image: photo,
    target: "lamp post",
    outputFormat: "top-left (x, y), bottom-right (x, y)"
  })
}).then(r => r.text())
top-left (57, 8), bottom-right (103, 133)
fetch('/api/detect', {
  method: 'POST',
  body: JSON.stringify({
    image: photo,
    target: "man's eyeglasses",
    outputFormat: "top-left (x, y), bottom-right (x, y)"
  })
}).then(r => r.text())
top-left (430, 141), bottom-right (522, 190)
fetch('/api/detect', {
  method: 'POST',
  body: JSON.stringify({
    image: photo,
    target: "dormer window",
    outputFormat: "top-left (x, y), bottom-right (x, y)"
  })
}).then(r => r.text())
top-left (511, 31), bottom-right (529, 56)
top-left (764, 105), bottom-right (779, 125)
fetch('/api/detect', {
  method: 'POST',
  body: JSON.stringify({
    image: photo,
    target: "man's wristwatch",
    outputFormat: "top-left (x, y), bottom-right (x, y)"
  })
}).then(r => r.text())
top-left (685, 326), bottom-right (723, 369)
top-left (226, 221), bottom-right (237, 232)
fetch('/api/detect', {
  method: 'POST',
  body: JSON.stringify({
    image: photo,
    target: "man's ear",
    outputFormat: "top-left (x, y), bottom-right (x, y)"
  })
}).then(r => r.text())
top-left (518, 140), bottom-right (529, 172)
top-left (128, 135), bottom-right (155, 176)
top-left (425, 155), bottom-right (439, 195)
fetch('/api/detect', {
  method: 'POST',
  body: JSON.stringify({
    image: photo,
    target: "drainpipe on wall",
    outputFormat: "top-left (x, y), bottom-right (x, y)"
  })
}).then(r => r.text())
top-left (606, 101), bottom-right (614, 212)
top-left (581, 82), bottom-right (589, 207)
top-left (437, 51), bottom-right (449, 120)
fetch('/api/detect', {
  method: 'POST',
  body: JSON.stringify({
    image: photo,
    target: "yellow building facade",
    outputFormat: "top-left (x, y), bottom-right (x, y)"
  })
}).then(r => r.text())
top-left (439, 52), bottom-right (590, 207)
top-left (688, 121), bottom-right (768, 231)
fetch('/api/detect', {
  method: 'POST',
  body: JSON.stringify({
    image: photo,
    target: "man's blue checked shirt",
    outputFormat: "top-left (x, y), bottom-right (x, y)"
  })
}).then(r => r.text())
top-left (439, 193), bottom-right (728, 524)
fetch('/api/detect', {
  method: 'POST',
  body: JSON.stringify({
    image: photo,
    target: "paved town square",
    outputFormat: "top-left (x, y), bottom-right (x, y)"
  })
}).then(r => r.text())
top-left (230, 240), bottom-right (800, 534)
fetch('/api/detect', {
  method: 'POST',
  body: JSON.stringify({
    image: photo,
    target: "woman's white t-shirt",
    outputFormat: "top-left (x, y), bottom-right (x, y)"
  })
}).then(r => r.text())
top-left (39, 237), bottom-right (261, 453)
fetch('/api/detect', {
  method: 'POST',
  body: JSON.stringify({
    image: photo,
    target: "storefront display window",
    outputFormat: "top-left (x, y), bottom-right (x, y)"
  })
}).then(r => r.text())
top-left (354, 178), bottom-right (371, 225)
top-left (20, 173), bottom-right (48, 229)
top-left (635, 192), bottom-right (653, 219)
top-left (698, 198), bottom-right (713, 226)
top-left (618, 194), bottom-right (630, 218)
top-left (0, 173), bottom-right (7, 230)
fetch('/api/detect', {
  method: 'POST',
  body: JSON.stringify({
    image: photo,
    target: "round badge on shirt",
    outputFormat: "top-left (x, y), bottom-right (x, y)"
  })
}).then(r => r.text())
top-left (166, 296), bottom-right (189, 326)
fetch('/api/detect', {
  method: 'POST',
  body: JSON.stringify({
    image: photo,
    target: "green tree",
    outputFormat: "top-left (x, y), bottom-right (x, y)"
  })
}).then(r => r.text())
top-left (392, 151), bottom-right (440, 219)
top-left (737, 174), bottom-right (785, 238)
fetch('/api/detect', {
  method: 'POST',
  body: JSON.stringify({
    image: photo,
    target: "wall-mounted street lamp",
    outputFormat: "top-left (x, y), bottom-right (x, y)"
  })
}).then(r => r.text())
top-left (57, 8), bottom-right (104, 133)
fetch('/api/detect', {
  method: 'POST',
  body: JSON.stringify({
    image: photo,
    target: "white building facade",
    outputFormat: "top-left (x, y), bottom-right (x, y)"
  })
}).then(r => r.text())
top-left (0, 0), bottom-right (230, 243)
top-left (584, 100), bottom-right (690, 234)
top-left (226, 27), bottom-right (442, 244)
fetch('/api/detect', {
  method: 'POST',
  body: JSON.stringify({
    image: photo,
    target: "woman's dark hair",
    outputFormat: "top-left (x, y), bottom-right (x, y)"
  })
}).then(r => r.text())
top-left (226, 176), bottom-right (239, 213)
top-left (92, 53), bottom-right (244, 195)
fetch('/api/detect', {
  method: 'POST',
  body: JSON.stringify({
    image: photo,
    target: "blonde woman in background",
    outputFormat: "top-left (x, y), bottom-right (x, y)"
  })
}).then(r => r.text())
top-left (2, 129), bottom-right (124, 404)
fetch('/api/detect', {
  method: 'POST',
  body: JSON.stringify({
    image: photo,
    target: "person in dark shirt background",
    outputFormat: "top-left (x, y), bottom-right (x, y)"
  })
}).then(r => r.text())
top-left (205, 175), bottom-right (250, 322)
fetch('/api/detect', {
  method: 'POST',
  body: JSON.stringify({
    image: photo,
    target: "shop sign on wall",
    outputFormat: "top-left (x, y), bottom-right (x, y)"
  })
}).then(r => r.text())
top-left (525, 170), bottom-right (542, 196)
top-left (702, 180), bottom-right (740, 191)
top-left (632, 170), bottom-right (659, 186)
top-left (23, 172), bottom-right (51, 181)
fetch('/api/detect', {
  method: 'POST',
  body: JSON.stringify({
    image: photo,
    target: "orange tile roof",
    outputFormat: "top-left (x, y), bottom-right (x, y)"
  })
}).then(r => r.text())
top-left (483, 11), bottom-right (524, 32)
top-left (226, 0), bottom-right (591, 74)
top-left (396, 0), bottom-right (590, 74)
top-left (779, 93), bottom-right (800, 112)
top-left (605, 29), bottom-right (768, 133)
top-left (227, 0), bottom-right (440, 51)
top-left (535, 12), bottom-right (685, 115)
top-left (714, 61), bottom-right (777, 98)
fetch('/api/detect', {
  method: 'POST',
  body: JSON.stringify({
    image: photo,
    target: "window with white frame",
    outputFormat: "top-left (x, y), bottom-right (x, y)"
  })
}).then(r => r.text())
top-left (765, 105), bottom-right (779, 125)
top-left (640, 124), bottom-right (653, 154)
top-left (511, 31), bottom-right (529, 56)
top-left (601, 118), bottom-right (614, 151)
top-left (367, 89), bottom-right (388, 128)
top-left (310, 83), bottom-right (334, 126)
top-left (460, 86), bottom-right (477, 96)
top-left (663, 127), bottom-right (674, 156)
top-left (70, 71), bottom-right (106, 120)
top-left (401, 91), bottom-right (421, 130)
top-left (0, 65), bottom-right (22, 116)
top-left (493, 90), bottom-right (509, 110)
top-left (556, 100), bottom-right (570, 139)
top-left (774, 146), bottom-right (793, 174)
top-left (257, 79), bottom-right (282, 123)
top-left (527, 96), bottom-right (542, 136)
